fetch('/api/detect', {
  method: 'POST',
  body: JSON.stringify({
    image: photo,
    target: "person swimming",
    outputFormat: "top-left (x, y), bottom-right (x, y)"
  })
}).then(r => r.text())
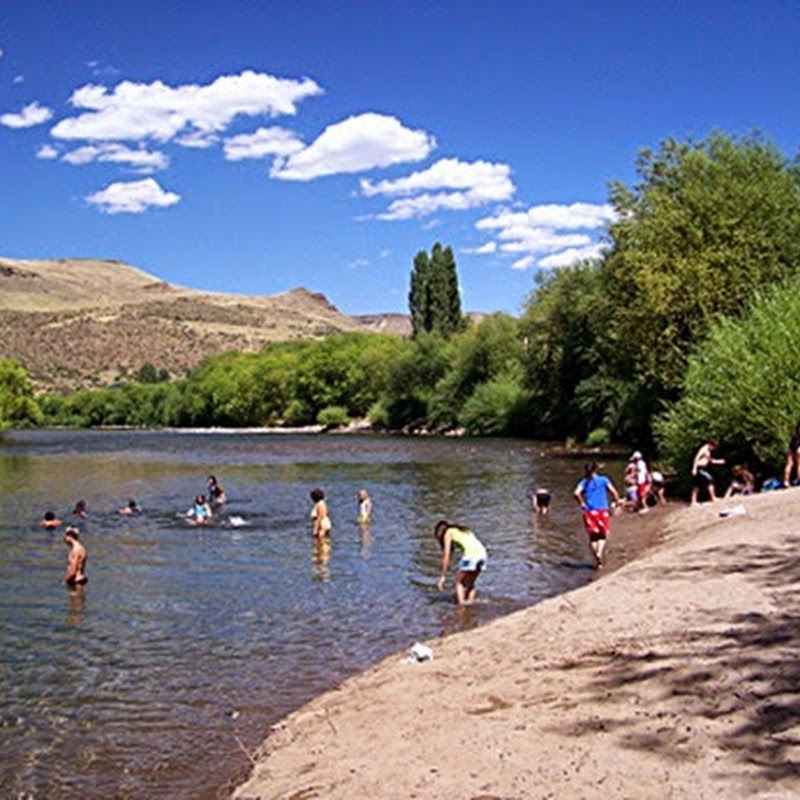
top-left (72, 499), bottom-right (87, 517)
top-left (119, 499), bottom-right (142, 515)
top-left (40, 510), bottom-right (62, 529)
top-left (187, 494), bottom-right (213, 525)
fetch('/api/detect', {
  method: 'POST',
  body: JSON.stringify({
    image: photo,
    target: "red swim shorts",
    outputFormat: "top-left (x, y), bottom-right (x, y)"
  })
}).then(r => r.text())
top-left (582, 509), bottom-right (610, 539)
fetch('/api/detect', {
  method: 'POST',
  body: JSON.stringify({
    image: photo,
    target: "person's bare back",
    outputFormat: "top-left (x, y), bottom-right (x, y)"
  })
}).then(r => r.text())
top-left (64, 527), bottom-right (87, 586)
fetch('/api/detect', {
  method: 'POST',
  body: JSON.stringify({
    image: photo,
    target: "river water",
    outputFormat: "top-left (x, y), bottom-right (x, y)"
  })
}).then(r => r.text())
top-left (0, 430), bottom-right (625, 799)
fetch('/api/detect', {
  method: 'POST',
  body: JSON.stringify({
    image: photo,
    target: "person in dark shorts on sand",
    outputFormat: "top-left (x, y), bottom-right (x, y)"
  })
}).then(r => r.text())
top-left (574, 462), bottom-right (620, 569)
top-left (690, 439), bottom-right (725, 505)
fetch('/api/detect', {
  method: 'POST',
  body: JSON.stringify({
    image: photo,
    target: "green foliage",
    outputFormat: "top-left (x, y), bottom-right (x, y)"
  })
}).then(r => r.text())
top-left (408, 242), bottom-right (465, 338)
top-left (427, 314), bottom-right (527, 431)
top-left (458, 370), bottom-right (527, 436)
top-left (520, 131), bottom-right (800, 446)
top-left (0, 358), bottom-right (42, 430)
top-left (317, 406), bottom-right (350, 428)
top-left (519, 261), bottom-right (609, 438)
top-left (381, 333), bottom-right (450, 429)
top-left (601, 132), bottom-right (800, 425)
top-left (586, 427), bottom-right (611, 447)
top-left (136, 362), bottom-right (170, 384)
top-left (656, 279), bottom-right (800, 476)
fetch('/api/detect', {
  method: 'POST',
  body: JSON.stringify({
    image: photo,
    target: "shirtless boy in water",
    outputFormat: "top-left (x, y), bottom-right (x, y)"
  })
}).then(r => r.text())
top-left (64, 527), bottom-right (88, 586)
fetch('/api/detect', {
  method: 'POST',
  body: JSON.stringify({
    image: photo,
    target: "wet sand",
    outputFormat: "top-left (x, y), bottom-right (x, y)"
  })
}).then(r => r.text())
top-left (232, 492), bottom-right (800, 799)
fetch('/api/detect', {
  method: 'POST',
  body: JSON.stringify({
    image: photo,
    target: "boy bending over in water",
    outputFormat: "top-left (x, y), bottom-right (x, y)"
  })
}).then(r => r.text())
top-left (434, 520), bottom-right (487, 605)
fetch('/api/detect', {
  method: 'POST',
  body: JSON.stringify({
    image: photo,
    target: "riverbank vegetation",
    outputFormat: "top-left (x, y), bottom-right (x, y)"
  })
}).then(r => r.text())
top-left (5, 131), bottom-right (800, 477)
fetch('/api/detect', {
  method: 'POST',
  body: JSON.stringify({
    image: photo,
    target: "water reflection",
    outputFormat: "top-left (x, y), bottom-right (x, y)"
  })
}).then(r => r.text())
top-left (66, 585), bottom-right (86, 627)
top-left (0, 431), bottom-right (621, 800)
top-left (312, 536), bottom-right (331, 582)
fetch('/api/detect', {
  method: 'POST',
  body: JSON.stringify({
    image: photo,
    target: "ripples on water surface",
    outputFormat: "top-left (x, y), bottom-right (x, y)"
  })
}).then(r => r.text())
top-left (0, 430), bottom-right (621, 799)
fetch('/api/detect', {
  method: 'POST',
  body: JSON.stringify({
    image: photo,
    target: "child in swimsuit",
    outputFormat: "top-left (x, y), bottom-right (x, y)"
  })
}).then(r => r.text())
top-left (434, 520), bottom-right (487, 605)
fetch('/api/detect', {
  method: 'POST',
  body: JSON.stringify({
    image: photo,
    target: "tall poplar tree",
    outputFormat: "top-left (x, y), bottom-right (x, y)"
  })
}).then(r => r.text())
top-left (408, 242), bottom-right (465, 337)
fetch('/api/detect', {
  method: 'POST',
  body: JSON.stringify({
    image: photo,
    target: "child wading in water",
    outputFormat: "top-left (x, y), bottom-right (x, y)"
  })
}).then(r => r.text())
top-left (574, 462), bottom-right (621, 568)
top-left (434, 520), bottom-right (487, 605)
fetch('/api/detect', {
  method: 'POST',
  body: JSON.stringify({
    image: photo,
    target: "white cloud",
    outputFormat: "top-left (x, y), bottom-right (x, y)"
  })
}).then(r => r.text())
top-left (478, 202), bottom-right (616, 232)
top-left (463, 241), bottom-right (498, 255)
top-left (51, 70), bottom-right (323, 143)
top-left (362, 158), bottom-right (512, 198)
top-left (538, 244), bottom-right (608, 268)
top-left (511, 255), bottom-right (535, 270)
top-left (175, 130), bottom-right (219, 149)
top-left (475, 201), bottom-right (616, 270)
top-left (63, 143), bottom-right (168, 173)
top-left (36, 144), bottom-right (59, 159)
top-left (360, 158), bottom-right (514, 220)
top-left (13, 75), bottom-right (24, 85)
top-left (85, 178), bottom-right (180, 214)
top-left (270, 112), bottom-right (435, 181)
top-left (223, 126), bottom-right (305, 161)
top-left (1, 101), bottom-right (54, 129)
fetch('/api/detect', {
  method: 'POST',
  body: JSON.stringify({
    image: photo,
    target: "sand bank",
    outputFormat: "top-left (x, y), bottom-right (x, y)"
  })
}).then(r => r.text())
top-left (232, 491), bottom-right (800, 799)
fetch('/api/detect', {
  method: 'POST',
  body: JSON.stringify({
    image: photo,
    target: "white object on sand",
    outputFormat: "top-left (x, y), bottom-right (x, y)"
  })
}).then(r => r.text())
top-left (719, 504), bottom-right (747, 518)
top-left (406, 642), bottom-right (434, 663)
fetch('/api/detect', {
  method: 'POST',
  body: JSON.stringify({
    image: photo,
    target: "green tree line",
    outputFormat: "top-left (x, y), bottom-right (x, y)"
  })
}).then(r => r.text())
top-left (6, 131), bottom-right (800, 480)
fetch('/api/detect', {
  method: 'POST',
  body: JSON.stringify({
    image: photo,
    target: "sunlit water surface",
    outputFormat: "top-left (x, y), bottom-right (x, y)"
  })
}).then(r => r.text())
top-left (0, 431), bottom-right (619, 799)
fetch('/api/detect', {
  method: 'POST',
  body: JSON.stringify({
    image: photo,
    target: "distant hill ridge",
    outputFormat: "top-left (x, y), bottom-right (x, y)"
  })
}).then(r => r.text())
top-left (0, 256), bottom-right (392, 390)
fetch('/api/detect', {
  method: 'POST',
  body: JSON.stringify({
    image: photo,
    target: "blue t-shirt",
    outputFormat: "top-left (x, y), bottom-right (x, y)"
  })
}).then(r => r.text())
top-left (577, 474), bottom-right (612, 511)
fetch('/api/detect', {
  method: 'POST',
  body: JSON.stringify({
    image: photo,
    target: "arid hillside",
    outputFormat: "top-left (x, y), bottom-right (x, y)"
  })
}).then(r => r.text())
top-left (0, 257), bottom-right (376, 390)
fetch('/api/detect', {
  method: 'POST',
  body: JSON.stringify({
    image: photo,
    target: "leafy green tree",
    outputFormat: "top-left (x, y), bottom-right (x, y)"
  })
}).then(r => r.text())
top-left (381, 334), bottom-right (450, 429)
top-left (657, 278), bottom-right (800, 478)
top-left (409, 243), bottom-right (465, 338)
top-left (0, 358), bottom-right (41, 430)
top-left (519, 261), bottom-right (610, 439)
top-left (601, 132), bottom-right (800, 435)
top-left (427, 314), bottom-right (526, 431)
top-left (458, 368), bottom-right (528, 436)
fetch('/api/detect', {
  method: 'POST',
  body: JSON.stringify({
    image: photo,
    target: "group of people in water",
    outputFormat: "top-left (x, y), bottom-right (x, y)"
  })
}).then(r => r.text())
top-left (43, 428), bottom-right (798, 604)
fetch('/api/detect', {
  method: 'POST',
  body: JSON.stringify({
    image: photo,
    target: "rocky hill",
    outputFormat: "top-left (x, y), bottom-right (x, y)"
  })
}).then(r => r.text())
top-left (0, 257), bottom-right (374, 391)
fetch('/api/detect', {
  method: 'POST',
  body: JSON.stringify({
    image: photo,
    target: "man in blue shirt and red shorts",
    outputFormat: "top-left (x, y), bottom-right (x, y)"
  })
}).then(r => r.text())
top-left (574, 462), bottom-right (621, 569)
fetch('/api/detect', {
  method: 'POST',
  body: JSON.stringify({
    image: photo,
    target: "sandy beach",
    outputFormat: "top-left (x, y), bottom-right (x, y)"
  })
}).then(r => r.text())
top-left (232, 491), bottom-right (800, 800)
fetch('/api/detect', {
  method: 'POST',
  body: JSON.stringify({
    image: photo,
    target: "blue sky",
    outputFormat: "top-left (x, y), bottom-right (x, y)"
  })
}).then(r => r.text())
top-left (1, 1), bottom-right (799, 315)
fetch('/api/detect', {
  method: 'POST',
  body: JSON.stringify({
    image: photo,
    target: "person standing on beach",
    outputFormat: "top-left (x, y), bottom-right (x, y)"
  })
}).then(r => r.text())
top-left (690, 439), bottom-right (725, 505)
top-left (630, 451), bottom-right (651, 514)
top-left (434, 520), bottom-right (487, 605)
top-left (574, 462), bottom-right (620, 568)
top-left (64, 526), bottom-right (88, 586)
top-left (783, 419), bottom-right (800, 488)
